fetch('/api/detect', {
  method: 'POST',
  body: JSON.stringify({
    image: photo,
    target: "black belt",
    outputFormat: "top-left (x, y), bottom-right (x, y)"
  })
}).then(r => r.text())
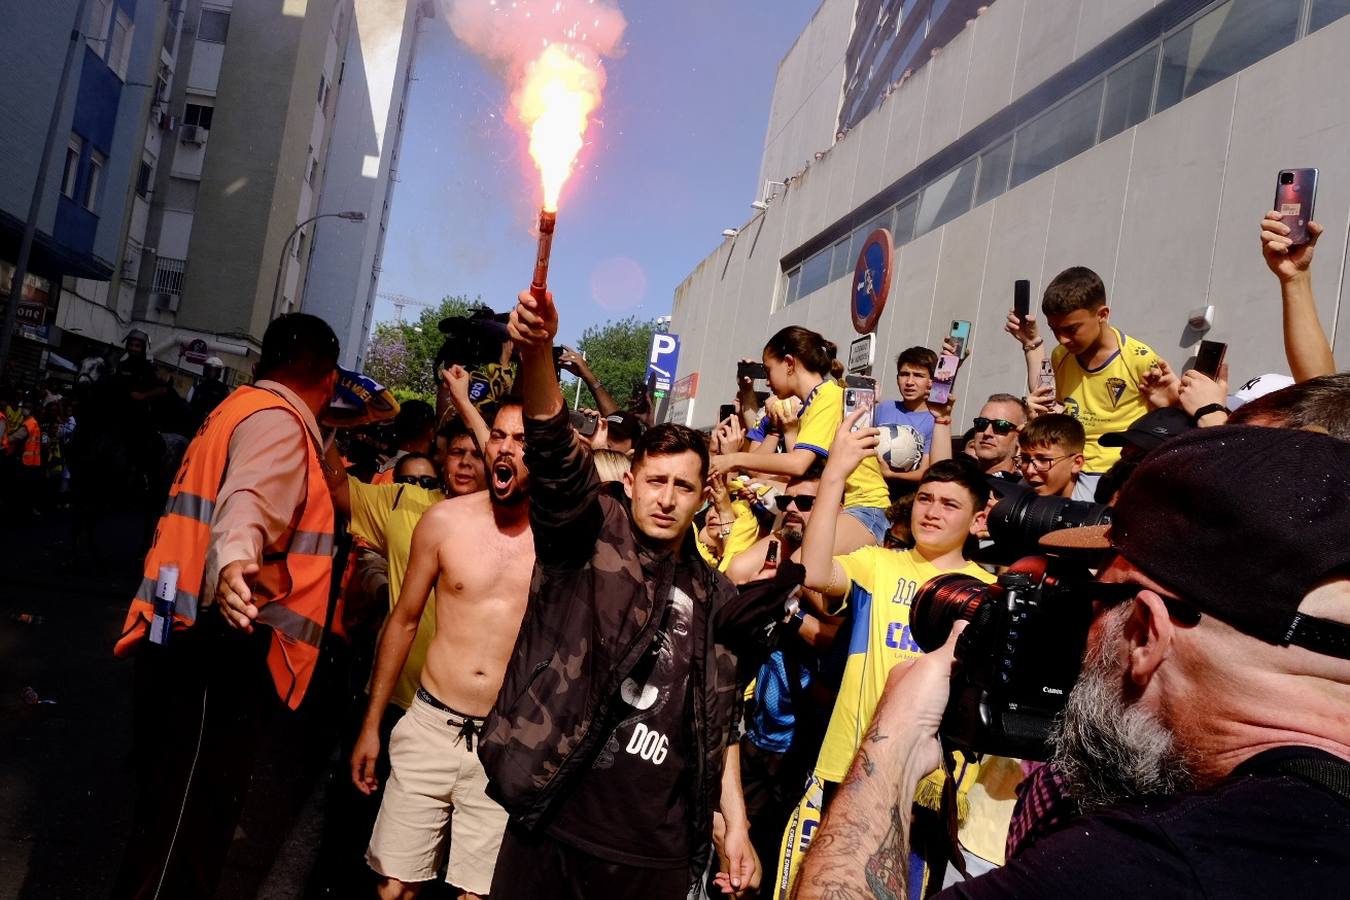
top-left (415, 687), bottom-right (486, 752)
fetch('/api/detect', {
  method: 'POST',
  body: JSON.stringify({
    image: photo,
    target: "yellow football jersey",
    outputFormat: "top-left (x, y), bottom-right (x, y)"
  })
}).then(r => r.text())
top-left (1051, 327), bottom-right (1162, 473)
top-left (813, 546), bottom-right (994, 783)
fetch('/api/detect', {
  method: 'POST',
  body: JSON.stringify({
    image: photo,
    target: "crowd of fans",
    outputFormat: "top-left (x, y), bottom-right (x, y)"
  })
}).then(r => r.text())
top-left (105, 207), bottom-right (1347, 900)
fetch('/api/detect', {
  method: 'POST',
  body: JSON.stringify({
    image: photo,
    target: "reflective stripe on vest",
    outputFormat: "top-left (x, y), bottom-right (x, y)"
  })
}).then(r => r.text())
top-left (20, 417), bottom-right (40, 467)
top-left (113, 385), bottom-right (335, 710)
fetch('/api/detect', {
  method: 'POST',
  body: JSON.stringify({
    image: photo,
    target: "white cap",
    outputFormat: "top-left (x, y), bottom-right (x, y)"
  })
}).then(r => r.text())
top-left (1228, 373), bottom-right (1295, 409)
top-left (205, 356), bottom-right (224, 367)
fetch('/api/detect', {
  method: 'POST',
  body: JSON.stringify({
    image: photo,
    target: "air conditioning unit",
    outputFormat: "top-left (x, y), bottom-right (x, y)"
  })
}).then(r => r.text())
top-left (154, 292), bottom-right (180, 312)
top-left (179, 124), bottom-right (205, 144)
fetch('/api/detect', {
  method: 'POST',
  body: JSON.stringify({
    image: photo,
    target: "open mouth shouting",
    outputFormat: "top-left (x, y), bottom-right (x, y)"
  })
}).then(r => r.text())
top-left (489, 455), bottom-right (521, 501)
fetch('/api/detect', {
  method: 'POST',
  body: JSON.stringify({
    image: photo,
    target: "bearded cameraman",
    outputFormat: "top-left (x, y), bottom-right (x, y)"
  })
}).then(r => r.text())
top-left (794, 426), bottom-right (1350, 899)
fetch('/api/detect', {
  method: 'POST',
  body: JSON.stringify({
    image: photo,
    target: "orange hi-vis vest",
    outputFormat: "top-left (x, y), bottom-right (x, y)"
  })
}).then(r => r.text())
top-left (114, 385), bottom-right (336, 709)
top-left (20, 416), bottom-right (41, 467)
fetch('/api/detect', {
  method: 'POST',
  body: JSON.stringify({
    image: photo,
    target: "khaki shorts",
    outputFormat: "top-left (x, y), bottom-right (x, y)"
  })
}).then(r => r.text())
top-left (366, 690), bottom-right (509, 894)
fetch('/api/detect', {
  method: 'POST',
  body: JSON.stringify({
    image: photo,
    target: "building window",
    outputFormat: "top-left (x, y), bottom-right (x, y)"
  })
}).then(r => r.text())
top-left (62, 136), bottom-right (83, 199)
top-left (156, 66), bottom-right (171, 103)
top-left (1099, 46), bottom-right (1159, 143)
top-left (1155, 0), bottom-right (1299, 114)
top-left (295, 231), bottom-right (307, 261)
top-left (1009, 81), bottom-right (1105, 190)
top-left (84, 149), bottom-right (106, 212)
top-left (87, 0), bottom-right (113, 59)
top-left (915, 157), bottom-right (977, 236)
top-left (152, 257), bottom-right (186, 295)
top-left (108, 9), bottom-right (133, 79)
top-left (974, 138), bottom-right (1012, 208)
top-left (827, 234), bottom-right (854, 284)
top-left (136, 158), bottom-right (154, 198)
top-left (317, 73), bottom-right (327, 108)
top-left (783, 266), bottom-right (802, 307)
top-left (1311, 0), bottom-right (1350, 31)
top-left (796, 247), bottom-right (832, 301)
top-left (892, 196), bottom-right (918, 246)
top-left (198, 8), bottom-right (230, 43)
top-left (184, 102), bottom-right (214, 129)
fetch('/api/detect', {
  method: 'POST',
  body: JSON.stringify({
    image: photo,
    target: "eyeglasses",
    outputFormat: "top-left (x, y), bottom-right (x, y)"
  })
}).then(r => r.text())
top-left (883, 530), bottom-right (909, 549)
top-left (1022, 453), bottom-right (1074, 471)
top-left (973, 417), bottom-right (1019, 435)
top-left (774, 494), bottom-right (816, 512)
top-left (395, 474), bottom-right (441, 490)
top-left (1079, 578), bottom-right (1202, 626)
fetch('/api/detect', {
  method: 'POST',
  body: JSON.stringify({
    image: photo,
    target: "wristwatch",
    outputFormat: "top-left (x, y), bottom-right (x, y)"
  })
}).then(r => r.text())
top-left (1190, 402), bottom-right (1229, 425)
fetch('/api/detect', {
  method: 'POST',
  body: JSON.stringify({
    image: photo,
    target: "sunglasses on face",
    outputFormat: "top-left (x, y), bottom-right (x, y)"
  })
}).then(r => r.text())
top-left (1077, 575), bottom-right (1202, 627)
top-left (774, 494), bottom-right (816, 512)
top-left (973, 417), bottom-right (1020, 435)
top-left (395, 474), bottom-right (441, 490)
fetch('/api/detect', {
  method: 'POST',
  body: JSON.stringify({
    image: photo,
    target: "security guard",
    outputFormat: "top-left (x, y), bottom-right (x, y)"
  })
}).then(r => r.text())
top-left (111, 314), bottom-right (341, 900)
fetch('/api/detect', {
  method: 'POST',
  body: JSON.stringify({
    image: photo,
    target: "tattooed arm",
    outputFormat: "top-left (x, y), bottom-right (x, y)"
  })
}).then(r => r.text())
top-left (793, 625), bottom-right (965, 899)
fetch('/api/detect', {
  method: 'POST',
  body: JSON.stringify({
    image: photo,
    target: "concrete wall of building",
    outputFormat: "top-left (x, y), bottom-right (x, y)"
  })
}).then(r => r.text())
top-left (0, 0), bottom-right (84, 239)
top-left (757, 0), bottom-right (1172, 202)
top-left (176, 0), bottom-right (339, 339)
top-left (301, 0), bottom-right (422, 369)
top-left (756, 0), bottom-right (852, 197)
top-left (675, 8), bottom-right (1350, 430)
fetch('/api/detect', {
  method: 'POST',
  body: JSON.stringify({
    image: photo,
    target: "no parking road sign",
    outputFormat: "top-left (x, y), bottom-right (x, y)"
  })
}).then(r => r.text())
top-left (852, 228), bottom-right (892, 334)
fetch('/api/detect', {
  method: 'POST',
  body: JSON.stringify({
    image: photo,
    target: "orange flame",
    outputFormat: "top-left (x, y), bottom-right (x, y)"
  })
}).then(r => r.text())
top-left (518, 44), bottom-right (600, 212)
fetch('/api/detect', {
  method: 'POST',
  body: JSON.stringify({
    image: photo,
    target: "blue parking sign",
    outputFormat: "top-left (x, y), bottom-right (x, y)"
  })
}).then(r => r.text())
top-left (646, 333), bottom-right (680, 393)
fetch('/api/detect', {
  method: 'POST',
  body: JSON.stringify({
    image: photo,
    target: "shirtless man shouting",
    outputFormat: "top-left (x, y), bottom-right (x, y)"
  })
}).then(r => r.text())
top-left (352, 399), bottom-right (535, 900)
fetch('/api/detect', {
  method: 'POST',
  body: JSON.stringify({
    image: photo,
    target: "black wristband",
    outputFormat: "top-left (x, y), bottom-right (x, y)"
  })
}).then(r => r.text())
top-left (1191, 403), bottom-right (1229, 425)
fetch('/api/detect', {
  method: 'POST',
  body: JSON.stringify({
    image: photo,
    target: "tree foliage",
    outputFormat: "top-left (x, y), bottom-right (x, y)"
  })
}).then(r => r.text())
top-left (364, 297), bottom-right (657, 414)
top-left (570, 316), bottom-right (657, 411)
top-left (364, 294), bottom-right (482, 400)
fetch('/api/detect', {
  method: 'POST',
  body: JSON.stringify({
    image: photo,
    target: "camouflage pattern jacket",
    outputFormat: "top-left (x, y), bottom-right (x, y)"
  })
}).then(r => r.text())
top-left (479, 405), bottom-right (741, 875)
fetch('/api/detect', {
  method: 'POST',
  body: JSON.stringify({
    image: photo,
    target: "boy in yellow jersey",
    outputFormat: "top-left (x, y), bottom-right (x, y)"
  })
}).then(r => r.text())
top-left (765, 412), bottom-right (995, 896)
top-left (1006, 266), bottom-right (1178, 501)
top-left (799, 412), bottom-right (994, 785)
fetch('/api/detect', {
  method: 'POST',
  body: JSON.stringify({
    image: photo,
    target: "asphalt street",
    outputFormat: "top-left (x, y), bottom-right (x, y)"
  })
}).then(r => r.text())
top-left (0, 507), bottom-right (414, 900)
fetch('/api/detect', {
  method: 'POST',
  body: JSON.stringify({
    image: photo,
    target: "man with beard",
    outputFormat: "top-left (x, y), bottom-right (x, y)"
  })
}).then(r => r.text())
top-left (350, 399), bottom-right (533, 900)
top-left (725, 465), bottom-right (840, 884)
top-left (795, 426), bottom-right (1350, 898)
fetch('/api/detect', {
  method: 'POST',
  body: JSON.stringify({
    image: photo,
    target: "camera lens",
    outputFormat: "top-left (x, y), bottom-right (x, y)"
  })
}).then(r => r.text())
top-left (1280, 172), bottom-right (1295, 185)
top-left (986, 491), bottom-right (1111, 558)
top-left (911, 574), bottom-right (993, 653)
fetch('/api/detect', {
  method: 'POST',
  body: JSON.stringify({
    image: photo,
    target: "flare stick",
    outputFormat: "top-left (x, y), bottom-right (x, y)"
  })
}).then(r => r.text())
top-left (530, 209), bottom-right (557, 301)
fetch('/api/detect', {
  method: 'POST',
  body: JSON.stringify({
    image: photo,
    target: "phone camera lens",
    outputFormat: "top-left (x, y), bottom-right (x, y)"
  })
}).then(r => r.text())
top-left (1280, 172), bottom-right (1295, 185)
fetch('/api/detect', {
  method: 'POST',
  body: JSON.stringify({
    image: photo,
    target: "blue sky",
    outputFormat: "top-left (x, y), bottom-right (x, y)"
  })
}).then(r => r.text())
top-left (373, 0), bottom-right (822, 345)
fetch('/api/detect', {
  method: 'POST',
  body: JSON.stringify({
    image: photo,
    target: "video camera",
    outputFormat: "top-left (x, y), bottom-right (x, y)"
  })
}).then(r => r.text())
top-left (910, 555), bottom-right (1100, 760)
top-left (979, 479), bottom-right (1111, 564)
top-left (434, 307), bottom-right (512, 376)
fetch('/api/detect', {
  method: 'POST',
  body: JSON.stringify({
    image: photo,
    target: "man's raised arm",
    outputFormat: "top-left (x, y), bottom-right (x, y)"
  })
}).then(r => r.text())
top-left (508, 288), bottom-right (564, 421)
top-left (507, 288), bottom-right (602, 562)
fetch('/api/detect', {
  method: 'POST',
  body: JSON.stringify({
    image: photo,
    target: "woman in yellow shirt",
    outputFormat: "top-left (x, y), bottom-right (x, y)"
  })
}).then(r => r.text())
top-left (711, 326), bottom-right (889, 554)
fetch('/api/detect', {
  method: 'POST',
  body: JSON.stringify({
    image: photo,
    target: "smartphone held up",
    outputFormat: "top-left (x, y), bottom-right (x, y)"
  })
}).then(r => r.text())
top-left (1194, 340), bottom-right (1227, 379)
top-left (1274, 168), bottom-right (1318, 245)
top-left (844, 376), bottom-right (877, 430)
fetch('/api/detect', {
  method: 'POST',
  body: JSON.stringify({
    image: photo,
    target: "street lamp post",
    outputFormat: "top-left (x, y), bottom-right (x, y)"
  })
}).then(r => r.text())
top-left (269, 210), bottom-right (365, 322)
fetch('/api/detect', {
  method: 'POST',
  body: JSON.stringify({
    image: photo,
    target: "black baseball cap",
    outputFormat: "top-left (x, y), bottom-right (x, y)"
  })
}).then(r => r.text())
top-left (605, 411), bottom-right (644, 444)
top-left (1043, 426), bottom-right (1350, 658)
top-left (1099, 407), bottom-right (1194, 453)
